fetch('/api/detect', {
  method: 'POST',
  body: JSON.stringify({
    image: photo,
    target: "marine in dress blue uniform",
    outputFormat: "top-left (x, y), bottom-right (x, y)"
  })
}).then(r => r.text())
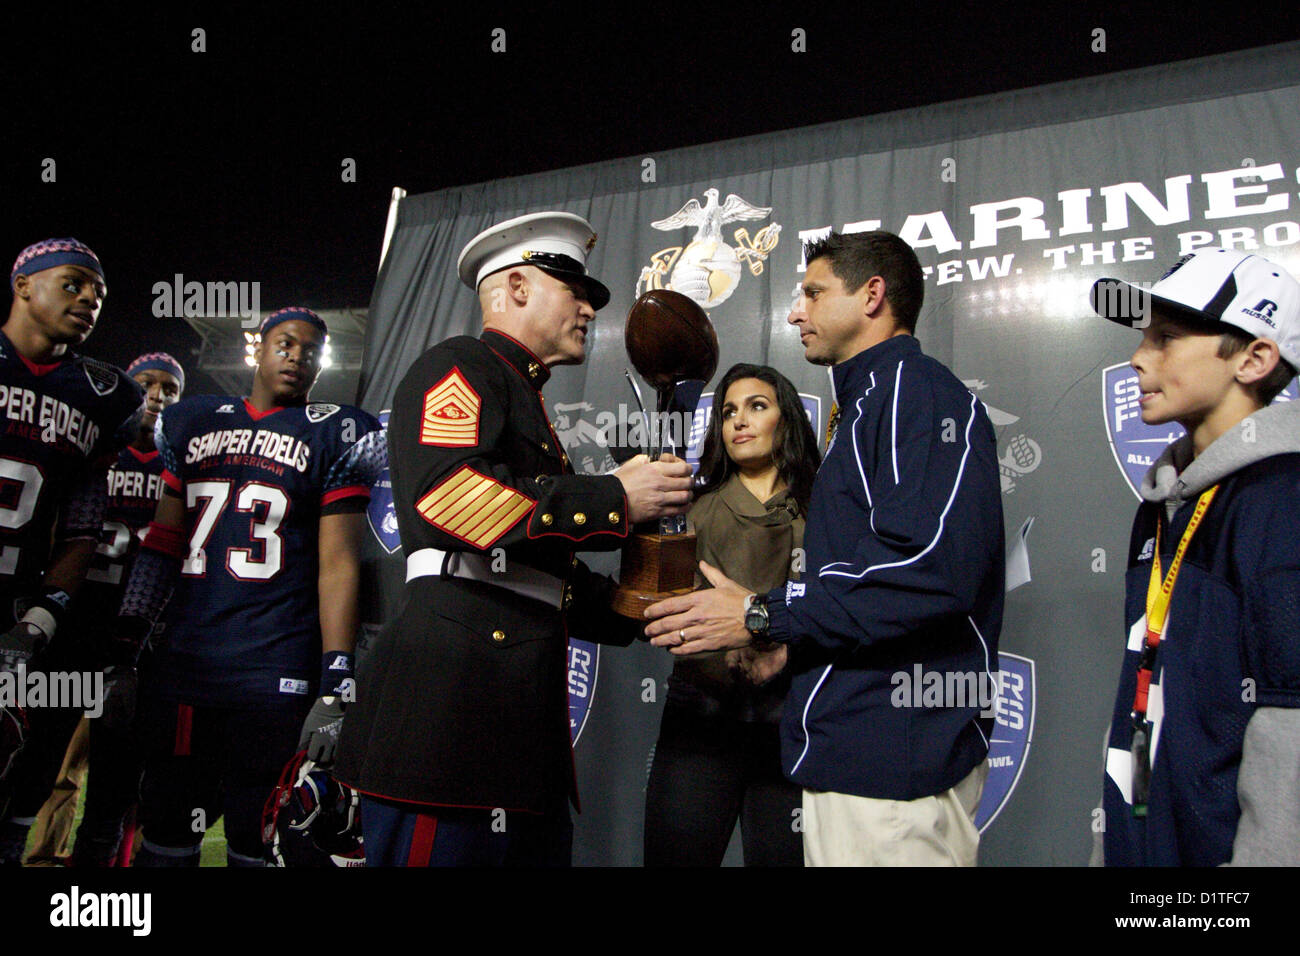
top-left (334, 212), bottom-right (694, 866)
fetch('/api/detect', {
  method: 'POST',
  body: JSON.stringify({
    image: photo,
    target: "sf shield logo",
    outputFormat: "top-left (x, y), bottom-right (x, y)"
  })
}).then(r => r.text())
top-left (568, 639), bottom-right (598, 744)
top-left (975, 652), bottom-right (1035, 833)
top-left (1103, 363), bottom-right (1297, 497)
top-left (366, 409), bottom-right (400, 553)
top-left (1102, 364), bottom-right (1183, 499)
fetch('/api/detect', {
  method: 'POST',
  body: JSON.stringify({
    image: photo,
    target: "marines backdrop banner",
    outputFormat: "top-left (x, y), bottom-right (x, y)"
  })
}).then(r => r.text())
top-left (356, 43), bottom-right (1300, 865)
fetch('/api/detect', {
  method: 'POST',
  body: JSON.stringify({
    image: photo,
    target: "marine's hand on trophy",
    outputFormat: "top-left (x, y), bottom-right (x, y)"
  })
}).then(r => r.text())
top-left (615, 453), bottom-right (694, 523)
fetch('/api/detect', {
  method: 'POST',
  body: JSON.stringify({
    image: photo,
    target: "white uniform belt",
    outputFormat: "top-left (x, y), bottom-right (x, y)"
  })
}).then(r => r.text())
top-left (405, 547), bottom-right (566, 609)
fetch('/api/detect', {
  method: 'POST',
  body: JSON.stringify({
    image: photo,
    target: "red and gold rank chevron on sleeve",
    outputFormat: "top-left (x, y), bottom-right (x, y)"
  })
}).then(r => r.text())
top-left (420, 367), bottom-right (481, 447)
top-left (416, 464), bottom-right (536, 549)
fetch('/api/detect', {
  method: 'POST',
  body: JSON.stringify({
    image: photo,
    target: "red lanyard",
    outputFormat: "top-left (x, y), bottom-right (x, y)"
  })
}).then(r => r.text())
top-left (1132, 486), bottom-right (1218, 718)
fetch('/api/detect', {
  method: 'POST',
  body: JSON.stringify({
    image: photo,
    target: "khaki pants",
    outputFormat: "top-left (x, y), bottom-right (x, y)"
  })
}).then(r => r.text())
top-left (803, 761), bottom-right (987, 866)
top-left (25, 717), bottom-right (91, 865)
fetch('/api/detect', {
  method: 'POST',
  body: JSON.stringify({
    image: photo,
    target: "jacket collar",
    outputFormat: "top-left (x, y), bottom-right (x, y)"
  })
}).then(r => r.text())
top-left (481, 329), bottom-right (551, 390)
top-left (831, 333), bottom-right (919, 401)
top-left (716, 471), bottom-right (799, 522)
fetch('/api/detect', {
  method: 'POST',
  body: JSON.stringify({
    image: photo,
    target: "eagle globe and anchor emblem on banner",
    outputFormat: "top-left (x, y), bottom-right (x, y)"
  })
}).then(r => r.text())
top-left (365, 410), bottom-right (601, 742)
top-left (1102, 364), bottom-right (1298, 496)
top-left (636, 188), bottom-right (782, 308)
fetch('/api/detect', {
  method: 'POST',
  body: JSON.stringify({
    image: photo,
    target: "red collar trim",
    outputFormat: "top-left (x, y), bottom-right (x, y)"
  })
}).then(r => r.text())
top-left (481, 330), bottom-right (551, 391)
top-left (243, 398), bottom-right (284, 420)
top-left (127, 446), bottom-right (160, 463)
top-left (18, 352), bottom-right (62, 376)
top-left (482, 328), bottom-right (548, 367)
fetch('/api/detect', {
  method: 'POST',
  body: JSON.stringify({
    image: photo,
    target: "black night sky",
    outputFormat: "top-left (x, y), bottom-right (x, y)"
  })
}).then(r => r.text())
top-left (4, 4), bottom-right (1298, 393)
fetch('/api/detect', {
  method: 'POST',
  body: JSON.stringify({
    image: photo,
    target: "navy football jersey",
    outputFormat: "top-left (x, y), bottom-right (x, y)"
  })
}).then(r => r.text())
top-left (153, 396), bottom-right (384, 706)
top-left (0, 330), bottom-right (143, 612)
top-left (75, 445), bottom-right (168, 620)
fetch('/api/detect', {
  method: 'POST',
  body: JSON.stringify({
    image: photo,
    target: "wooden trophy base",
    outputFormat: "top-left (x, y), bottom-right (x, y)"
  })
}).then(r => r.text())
top-left (611, 531), bottom-right (698, 618)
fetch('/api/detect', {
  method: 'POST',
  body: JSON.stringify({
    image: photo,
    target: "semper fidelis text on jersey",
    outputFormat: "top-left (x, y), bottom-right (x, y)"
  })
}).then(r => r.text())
top-left (336, 329), bottom-right (638, 813)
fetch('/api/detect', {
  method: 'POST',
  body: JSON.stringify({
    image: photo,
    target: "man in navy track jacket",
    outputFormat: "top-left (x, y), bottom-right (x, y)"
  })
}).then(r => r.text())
top-left (646, 230), bottom-right (1004, 866)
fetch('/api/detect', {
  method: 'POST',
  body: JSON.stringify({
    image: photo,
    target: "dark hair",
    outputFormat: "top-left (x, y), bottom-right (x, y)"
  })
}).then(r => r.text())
top-left (1216, 326), bottom-right (1297, 405)
top-left (802, 230), bottom-right (925, 333)
top-left (695, 363), bottom-right (821, 512)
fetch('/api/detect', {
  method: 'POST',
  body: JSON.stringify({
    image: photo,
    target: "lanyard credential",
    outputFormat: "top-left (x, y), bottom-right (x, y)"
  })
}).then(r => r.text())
top-left (1129, 485), bottom-right (1218, 816)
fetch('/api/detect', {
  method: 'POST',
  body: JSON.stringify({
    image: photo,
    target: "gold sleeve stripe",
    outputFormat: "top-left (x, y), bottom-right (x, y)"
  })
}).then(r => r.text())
top-left (463, 494), bottom-right (534, 547)
top-left (420, 367), bottom-right (481, 447)
top-left (416, 466), bottom-right (535, 548)
top-left (420, 471), bottom-right (495, 527)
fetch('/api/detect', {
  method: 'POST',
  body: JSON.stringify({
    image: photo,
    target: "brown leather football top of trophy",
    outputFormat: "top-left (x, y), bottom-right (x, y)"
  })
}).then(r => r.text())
top-left (612, 290), bottom-right (719, 618)
top-left (625, 289), bottom-right (720, 389)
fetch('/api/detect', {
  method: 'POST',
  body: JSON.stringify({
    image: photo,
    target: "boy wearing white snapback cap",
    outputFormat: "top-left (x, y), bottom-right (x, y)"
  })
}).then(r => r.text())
top-left (1091, 248), bottom-right (1300, 865)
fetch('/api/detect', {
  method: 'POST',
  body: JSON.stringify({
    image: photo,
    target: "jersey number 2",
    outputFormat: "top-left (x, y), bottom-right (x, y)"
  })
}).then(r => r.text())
top-left (0, 458), bottom-right (45, 576)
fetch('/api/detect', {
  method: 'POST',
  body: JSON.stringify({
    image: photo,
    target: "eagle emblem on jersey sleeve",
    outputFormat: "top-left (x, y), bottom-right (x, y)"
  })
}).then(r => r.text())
top-left (82, 357), bottom-right (120, 397)
top-left (305, 403), bottom-right (341, 423)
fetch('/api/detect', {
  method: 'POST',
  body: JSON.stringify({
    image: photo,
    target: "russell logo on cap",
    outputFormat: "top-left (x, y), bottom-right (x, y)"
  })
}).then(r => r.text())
top-left (1244, 299), bottom-right (1279, 327)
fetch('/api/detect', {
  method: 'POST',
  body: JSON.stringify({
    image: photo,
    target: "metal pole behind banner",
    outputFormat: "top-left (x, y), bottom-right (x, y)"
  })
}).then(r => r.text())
top-left (379, 187), bottom-right (407, 273)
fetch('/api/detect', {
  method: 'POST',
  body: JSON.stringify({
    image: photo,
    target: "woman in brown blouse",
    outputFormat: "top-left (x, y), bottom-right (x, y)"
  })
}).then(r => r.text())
top-left (644, 363), bottom-right (821, 866)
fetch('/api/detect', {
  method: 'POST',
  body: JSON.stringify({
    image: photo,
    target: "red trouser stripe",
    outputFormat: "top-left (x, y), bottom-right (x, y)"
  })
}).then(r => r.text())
top-left (406, 813), bottom-right (438, 867)
top-left (174, 704), bottom-right (194, 756)
top-left (114, 807), bottom-right (138, 867)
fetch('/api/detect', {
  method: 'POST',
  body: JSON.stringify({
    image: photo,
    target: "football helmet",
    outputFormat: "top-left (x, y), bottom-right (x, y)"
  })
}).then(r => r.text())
top-left (262, 752), bottom-right (364, 867)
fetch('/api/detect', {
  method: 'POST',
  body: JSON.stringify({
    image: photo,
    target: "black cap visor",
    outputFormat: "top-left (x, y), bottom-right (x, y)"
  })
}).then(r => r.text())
top-left (1090, 278), bottom-right (1219, 331)
top-left (485, 251), bottom-right (611, 310)
top-left (537, 266), bottom-right (611, 311)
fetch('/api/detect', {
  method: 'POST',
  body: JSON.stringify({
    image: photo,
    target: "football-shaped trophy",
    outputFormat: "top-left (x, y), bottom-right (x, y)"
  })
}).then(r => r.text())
top-left (611, 290), bottom-right (719, 618)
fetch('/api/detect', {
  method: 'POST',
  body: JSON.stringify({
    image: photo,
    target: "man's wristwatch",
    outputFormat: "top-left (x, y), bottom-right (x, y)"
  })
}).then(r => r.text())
top-left (744, 592), bottom-right (770, 640)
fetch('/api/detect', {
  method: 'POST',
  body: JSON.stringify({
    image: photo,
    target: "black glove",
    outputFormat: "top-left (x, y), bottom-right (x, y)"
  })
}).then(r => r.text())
top-left (98, 665), bottom-right (138, 732)
top-left (109, 615), bottom-right (154, 665)
top-left (0, 622), bottom-right (47, 674)
top-left (297, 696), bottom-right (345, 767)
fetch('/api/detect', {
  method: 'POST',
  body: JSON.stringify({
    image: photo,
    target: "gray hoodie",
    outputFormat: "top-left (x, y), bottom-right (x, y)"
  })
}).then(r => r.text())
top-left (1093, 398), bottom-right (1300, 866)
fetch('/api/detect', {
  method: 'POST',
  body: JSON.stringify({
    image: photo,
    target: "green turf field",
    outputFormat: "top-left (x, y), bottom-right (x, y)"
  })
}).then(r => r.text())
top-left (25, 782), bottom-right (230, 867)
